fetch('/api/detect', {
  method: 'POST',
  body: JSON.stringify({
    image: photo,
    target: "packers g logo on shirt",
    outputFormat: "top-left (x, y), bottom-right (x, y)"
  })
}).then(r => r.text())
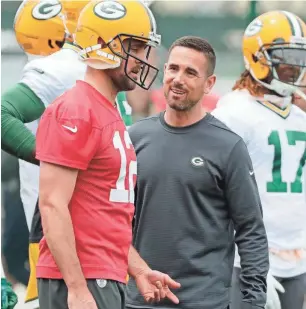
top-left (32, 0), bottom-right (62, 20)
top-left (191, 156), bottom-right (205, 168)
top-left (94, 1), bottom-right (126, 20)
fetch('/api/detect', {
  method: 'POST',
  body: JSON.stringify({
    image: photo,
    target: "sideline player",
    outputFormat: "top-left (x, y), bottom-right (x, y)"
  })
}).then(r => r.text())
top-left (212, 11), bottom-right (306, 309)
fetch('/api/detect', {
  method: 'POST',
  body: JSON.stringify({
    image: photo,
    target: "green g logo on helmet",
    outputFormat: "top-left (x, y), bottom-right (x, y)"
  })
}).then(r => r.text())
top-left (32, 0), bottom-right (62, 20)
top-left (94, 1), bottom-right (126, 20)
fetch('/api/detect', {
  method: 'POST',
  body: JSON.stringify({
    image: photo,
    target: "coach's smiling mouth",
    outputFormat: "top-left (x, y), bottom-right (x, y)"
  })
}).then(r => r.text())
top-left (170, 88), bottom-right (187, 97)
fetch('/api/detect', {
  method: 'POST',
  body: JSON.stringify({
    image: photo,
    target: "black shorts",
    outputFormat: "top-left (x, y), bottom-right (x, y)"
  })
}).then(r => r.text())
top-left (38, 278), bottom-right (126, 309)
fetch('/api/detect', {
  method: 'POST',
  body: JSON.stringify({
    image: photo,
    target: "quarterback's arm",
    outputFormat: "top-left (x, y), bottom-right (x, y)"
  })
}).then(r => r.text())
top-left (36, 103), bottom-right (100, 290)
top-left (225, 139), bottom-right (269, 309)
top-left (128, 245), bottom-right (151, 278)
top-left (39, 162), bottom-right (87, 290)
top-left (1, 83), bottom-right (45, 164)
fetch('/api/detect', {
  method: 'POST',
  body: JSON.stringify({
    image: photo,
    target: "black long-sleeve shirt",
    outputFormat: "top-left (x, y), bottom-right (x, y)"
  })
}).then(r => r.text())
top-left (126, 112), bottom-right (269, 309)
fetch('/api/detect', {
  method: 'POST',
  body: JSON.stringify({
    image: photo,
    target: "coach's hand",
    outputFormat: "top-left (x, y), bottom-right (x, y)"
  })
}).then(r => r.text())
top-left (135, 269), bottom-right (181, 304)
top-left (68, 286), bottom-right (98, 309)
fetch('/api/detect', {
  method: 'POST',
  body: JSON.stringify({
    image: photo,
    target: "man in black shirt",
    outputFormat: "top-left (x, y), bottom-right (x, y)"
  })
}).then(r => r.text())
top-left (126, 36), bottom-right (269, 309)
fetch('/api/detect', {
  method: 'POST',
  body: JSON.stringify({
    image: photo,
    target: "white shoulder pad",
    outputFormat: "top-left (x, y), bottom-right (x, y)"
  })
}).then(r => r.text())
top-left (21, 49), bottom-right (86, 107)
top-left (212, 90), bottom-right (256, 142)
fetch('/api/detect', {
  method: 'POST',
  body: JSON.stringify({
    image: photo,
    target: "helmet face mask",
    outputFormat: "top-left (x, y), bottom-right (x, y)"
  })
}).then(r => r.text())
top-left (260, 42), bottom-right (306, 89)
top-left (75, 0), bottom-right (161, 90)
top-left (108, 34), bottom-right (160, 90)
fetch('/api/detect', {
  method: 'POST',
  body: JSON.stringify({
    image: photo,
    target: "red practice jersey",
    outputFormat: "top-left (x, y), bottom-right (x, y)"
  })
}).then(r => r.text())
top-left (36, 81), bottom-right (136, 283)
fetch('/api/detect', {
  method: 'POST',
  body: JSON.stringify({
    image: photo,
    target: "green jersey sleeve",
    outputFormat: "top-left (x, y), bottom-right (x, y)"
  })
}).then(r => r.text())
top-left (116, 92), bottom-right (133, 127)
top-left (1, 83), bottom-right (45, 164)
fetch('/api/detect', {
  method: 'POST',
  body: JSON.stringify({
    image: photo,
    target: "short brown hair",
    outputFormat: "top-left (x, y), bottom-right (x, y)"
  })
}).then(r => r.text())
top-left (169, 36), bottom-right (216, 76)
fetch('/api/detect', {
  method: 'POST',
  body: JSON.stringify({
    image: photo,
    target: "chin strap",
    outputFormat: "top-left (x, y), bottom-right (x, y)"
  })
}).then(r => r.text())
top-left (294, 87), bottom-right (306, 101)
top-left (262, 94), bottom-right (292, 109)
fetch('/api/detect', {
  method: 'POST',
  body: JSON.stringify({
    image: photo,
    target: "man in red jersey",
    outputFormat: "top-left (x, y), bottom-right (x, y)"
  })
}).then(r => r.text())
top-left (35, 1), bottom-right (180, 309)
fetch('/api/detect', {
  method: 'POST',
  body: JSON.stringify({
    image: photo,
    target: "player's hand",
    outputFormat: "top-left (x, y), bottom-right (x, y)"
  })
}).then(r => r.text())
top-left (135, 269), bottom-right (181, 304)
top-left (1, 278), bottom-right (18, 309)
top-left (67, 286), bottom-right (98, 309)
top-left (265, 272), bottom-right (285, 309)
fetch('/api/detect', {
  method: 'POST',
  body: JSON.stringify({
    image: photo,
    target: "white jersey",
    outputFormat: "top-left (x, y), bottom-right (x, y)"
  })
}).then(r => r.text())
top-left (19, 47), bottom-right (86, 230)
top-left (212, 89), bottom-right (306, 278)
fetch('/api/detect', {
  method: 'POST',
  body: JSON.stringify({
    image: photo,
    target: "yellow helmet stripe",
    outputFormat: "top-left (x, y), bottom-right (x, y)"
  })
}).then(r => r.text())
top-left (282, 11), bottom-right (303, 37)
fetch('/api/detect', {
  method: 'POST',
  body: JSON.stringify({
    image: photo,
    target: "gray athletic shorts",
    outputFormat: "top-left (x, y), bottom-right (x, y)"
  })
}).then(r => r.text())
top-left (38, 278), bottom-right (126, 309)
top-left (230, 267), bottom-right (306, 309)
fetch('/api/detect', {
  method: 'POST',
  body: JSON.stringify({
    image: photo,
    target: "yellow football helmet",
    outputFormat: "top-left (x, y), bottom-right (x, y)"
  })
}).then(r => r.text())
top-left (60, 1), bottom-right (89, 36)
top-left (243, 10), bottom-right (306, 98)
top-left (74, 0), bottom-right (161, 90)
top-left (14, 0), bottom-right (66, 56)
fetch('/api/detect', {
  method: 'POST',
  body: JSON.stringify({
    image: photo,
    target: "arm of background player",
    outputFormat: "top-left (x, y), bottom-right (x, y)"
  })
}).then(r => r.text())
top-left (1, 83), bottom-right (45, 164)
top-left (225, 139), bottom-right (269, 309)
top-left (39, 162), bottom-right (87, 290)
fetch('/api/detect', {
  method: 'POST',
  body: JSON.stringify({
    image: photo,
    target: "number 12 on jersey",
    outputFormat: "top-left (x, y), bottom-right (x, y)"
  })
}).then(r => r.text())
top-left (267, 130), bottom-right (306, 193)
top-left (110, 131), bottom-right (137, 203)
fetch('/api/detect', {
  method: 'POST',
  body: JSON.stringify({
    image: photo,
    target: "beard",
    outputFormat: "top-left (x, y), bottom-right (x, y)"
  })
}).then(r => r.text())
top-left (106, 62), bottom-right (138, 92)
top-left (167, 99), bottom-right (198, 111)
top-left (165, 90), bottom-right (199, 112)
top-left (112, 73), bottom-right (136, 92)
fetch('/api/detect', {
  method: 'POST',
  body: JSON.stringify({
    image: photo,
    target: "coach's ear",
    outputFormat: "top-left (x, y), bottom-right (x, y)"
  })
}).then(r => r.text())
top-left (204, 74), bottom-right (216, 95)
top-left (163, 63), bottom-right (167, 83)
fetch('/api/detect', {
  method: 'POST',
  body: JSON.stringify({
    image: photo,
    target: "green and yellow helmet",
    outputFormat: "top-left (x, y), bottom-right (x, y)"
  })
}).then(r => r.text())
top-left (14, 0), bottom-right (66, 56)
top-left (243, 10), bottom-right (306, 98)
